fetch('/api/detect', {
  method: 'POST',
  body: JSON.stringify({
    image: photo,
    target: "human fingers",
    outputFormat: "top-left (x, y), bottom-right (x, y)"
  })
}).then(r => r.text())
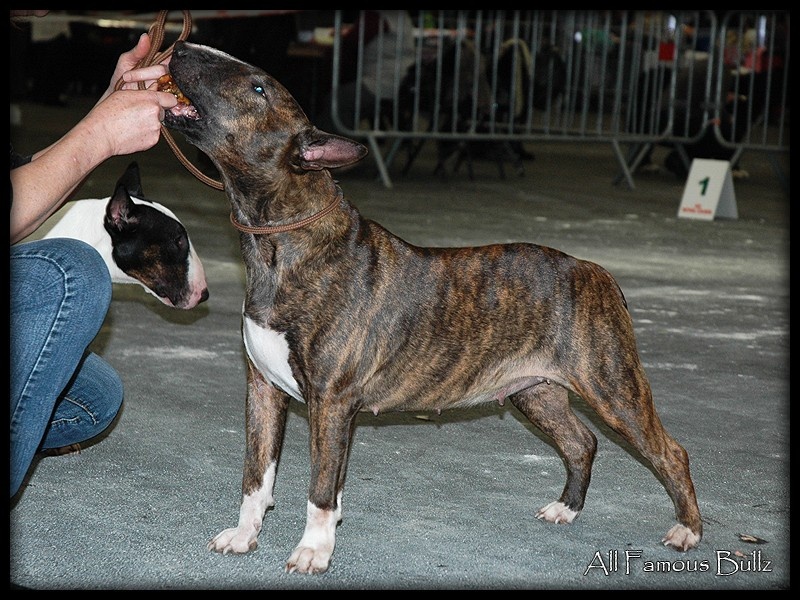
top-left (96, 89), bottom-right (176, 123)
top-left (156, 90), bottom-right (179, 110)
top-left (106, 33), bottom-right (152, 94)
top-left (117, 33), bottom-right (150, 74)
top-left (120, 64), bottom-right (169, 89)
top-left (128, 32), bottom-right (152, 66)
top-left (88, 91), bottom-right (175, 156)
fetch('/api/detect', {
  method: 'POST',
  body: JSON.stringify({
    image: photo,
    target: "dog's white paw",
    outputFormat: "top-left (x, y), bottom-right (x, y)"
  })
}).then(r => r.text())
top-left (536, 501), bottom-right (579, 524)
top-left (285, 544), bottom-right (333, 574)
top-left (285, 501), bottom-right (338, 574)
top-left (207, 526), bottom-right (259, 555)
top-left (662, 524), bottom-right (701, 551)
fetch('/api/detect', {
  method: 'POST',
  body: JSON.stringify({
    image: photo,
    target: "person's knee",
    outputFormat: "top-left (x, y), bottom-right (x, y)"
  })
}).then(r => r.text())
top-left (15, 237), bottom-right (111, 291)
top-left (39, 238), bottom-right (112, 318)
top-left (61, 239), bottom-right (113, 305)
top-left (12, 238), bottom-right (112, 337)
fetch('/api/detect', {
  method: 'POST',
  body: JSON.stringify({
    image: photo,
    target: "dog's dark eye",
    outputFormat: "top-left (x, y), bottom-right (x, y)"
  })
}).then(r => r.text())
top-left (174, 235), bottom-right (188, 253)
top-left (253, 85), bottom-right (266, 99)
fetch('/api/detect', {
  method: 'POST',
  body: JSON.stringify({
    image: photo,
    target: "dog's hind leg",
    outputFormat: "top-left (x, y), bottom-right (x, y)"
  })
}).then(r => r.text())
top-left (285, 397), bottom-right (359, 574)
top-left (574, 367), bottom-right (703, 551)
top-left (511, 383), bottom-right (598, 525)
top-left (208, 360), bottom-right (290, 555)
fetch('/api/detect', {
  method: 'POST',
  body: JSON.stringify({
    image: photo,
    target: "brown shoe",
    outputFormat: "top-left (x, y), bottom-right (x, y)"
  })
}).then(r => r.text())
top-left (39, 443), bottom-right (82, 457)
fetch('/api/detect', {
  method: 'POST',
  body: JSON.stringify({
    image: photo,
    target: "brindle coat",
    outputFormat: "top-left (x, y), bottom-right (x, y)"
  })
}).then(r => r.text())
top-left (164, 40), bottom-right (702, 575)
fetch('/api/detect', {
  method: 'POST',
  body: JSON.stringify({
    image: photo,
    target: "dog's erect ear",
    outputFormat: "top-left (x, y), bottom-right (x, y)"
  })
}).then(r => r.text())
top-left (117, 161), bottom-right (145, 199)
top-left (104, 184), bottom-right (140, 233)
top-left (296, 129), bottom-right (368, 171)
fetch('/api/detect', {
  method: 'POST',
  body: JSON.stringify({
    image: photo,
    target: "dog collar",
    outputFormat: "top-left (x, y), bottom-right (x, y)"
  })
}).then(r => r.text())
top-left (229, 190), bottom-right (343, 235)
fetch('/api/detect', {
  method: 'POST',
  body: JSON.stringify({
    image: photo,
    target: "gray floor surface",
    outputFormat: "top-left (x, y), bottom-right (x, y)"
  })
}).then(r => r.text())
top-left (9, 98), bottom-right (790, 590)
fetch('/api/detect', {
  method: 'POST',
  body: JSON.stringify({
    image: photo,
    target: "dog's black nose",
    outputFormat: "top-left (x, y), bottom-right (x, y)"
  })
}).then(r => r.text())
top-left (172, 40), bottom-right (187, 58)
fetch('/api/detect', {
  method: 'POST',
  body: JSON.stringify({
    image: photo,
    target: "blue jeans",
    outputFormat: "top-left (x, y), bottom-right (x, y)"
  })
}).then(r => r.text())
top-left (10, 238), bottom-right (123, 498)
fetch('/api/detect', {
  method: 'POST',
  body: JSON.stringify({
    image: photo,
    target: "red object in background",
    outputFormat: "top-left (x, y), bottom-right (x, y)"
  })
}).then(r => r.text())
top-left (658, 41), bottom-right (676, 61)
top-left (745, 47), bottom-right (767, 73)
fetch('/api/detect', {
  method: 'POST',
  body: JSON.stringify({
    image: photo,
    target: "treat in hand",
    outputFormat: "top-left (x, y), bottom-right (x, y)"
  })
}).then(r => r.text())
top-left (157, 74), bottom-right (191, 105)
top-left (158, 74), bottom-right (198, 120)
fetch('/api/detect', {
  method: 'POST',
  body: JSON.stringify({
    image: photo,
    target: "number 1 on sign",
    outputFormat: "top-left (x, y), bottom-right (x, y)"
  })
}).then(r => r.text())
top-left (677, 159), bottom-right (738, 220)
top-left (698, 176), bottom-right (709, 196)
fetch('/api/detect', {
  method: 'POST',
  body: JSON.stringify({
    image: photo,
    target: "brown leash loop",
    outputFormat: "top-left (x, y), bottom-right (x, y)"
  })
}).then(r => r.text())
top-left (229, 190), bottom-right (343, 235)
top-left (114, 10), bottom-right (224, 191)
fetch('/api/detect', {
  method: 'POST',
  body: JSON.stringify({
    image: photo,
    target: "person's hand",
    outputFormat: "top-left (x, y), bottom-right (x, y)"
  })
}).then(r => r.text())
top-left (88, 32), bottom-right (178, 157)
top-left (82, 88), bottom-right (178, 159)
top-left (99, 32), bottom-right (171, 102)
top-left (9, 26), bottom-right (178, 243)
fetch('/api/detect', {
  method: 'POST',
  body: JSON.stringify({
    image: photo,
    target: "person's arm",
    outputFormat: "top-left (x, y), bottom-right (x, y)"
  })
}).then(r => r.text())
top-left (9, 33), bottom-right (177, 244)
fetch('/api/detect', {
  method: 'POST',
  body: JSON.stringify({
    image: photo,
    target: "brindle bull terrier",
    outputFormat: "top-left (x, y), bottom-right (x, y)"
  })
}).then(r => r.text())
top-left (163, 40), bottom-right (702, 574)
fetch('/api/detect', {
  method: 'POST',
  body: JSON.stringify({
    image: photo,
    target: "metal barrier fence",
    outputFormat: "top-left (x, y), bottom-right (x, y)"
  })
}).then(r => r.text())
top-left (326, 10), bottom-right (789, 188)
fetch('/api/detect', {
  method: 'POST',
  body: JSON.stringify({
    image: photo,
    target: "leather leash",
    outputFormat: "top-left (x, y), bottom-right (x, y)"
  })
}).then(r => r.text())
top-left (229, 190), bottom-right (343, 235)
top-left (115, 10), bottom-right (224, 191)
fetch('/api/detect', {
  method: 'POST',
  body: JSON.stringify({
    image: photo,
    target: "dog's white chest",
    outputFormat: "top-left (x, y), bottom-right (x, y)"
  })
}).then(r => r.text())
top-left (242, 315), bottom-right (304, 402)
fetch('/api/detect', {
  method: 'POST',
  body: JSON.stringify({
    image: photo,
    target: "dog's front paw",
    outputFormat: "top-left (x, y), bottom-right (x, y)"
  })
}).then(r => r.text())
top-left (285, 544), bottom-right (333, 574)
top-left (662, 524), bottom-right (701, 551)
top-left (208, 526), bottom-right (259, 555)
top-left (536, 501), bottom-right (579, 524)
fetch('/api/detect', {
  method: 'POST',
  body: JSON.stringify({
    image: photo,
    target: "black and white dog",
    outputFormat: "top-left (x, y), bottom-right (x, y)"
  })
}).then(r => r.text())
top-left (43, 161), bottom-right (208, 309)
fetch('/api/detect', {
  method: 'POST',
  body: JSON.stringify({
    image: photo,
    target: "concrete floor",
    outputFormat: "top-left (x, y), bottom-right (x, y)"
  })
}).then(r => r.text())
top-left (9, 97), bottom-right (790, 590)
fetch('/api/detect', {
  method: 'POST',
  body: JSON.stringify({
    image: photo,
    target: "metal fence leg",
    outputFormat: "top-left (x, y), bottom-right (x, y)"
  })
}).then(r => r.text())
top-left (383, 138), bottom-right (404, 171)
top-left (367, 135), bottom-right (393, 189)
top-left (611, 140), bottom-right (636, 189)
